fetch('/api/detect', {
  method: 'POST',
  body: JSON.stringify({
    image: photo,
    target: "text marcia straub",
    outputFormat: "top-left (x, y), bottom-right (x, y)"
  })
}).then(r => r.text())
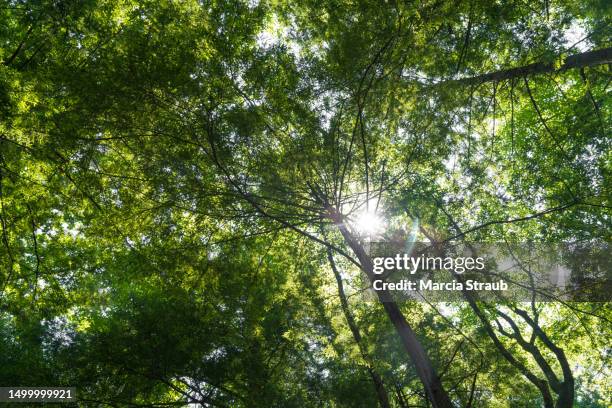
top-left (373, 278), bottom-right (508, 292)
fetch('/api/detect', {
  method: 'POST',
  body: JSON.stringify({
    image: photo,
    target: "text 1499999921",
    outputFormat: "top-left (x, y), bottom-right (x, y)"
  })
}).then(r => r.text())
top-left (0, 387), bottom-right (76, 402)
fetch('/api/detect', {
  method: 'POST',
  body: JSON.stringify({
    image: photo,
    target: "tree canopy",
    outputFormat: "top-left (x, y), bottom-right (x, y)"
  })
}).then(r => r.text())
top-left (0, 0), bottom-right (610, 407)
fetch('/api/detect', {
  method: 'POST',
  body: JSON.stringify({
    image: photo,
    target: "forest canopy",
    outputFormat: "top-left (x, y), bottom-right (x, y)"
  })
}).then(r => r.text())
top-left (0, 0), bottom-right (610, 407)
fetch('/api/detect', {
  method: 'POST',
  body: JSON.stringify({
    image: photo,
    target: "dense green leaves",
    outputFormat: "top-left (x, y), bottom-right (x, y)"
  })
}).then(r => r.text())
top-left (0, 0), bottom-right (610, 406)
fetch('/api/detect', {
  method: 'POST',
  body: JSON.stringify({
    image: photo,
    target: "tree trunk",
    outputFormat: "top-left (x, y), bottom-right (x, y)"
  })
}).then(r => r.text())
top-left (394, 383), bottom-right (409, 408)
top-left (333, 220), bottom-right (454, 408)
top-left (445, 47), bottom-right (611, 87)
top-left (424, 210), bottom-right (571, 408)
top-left (327, 248), bottom-right (392, 408)
top-left (461, 290), bottom-right (555, 408)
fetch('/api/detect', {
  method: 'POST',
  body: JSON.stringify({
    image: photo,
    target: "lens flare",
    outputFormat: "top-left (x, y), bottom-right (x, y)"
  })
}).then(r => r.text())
top-left (354, 210), bottom-right (384, 235)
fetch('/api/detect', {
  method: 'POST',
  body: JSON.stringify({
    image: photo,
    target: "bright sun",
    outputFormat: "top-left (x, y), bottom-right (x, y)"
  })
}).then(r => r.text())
top-left (354, 210), bottom-right (384, 235)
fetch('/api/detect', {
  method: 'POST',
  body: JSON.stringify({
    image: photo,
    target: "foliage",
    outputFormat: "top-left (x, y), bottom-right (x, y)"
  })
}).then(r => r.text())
top-left (0, 0), bottom-right (610, 407)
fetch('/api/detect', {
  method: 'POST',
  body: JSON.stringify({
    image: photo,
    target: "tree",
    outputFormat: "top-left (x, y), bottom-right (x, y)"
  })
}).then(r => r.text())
top-left (0, 0), bottom-right (610, 406)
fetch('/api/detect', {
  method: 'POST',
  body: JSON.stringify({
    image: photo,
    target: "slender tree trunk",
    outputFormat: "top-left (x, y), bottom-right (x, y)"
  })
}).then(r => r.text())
top-left (445, 47), bottom-right (611, 87)
top-left (368, 369), bottom-right (392, 408)
top-left (461, 291), bottom-right (555, 408)
top-left (327, 248), bottom-right (392, 408)
top-left (421, 224), bottom-right (555, 408)
top-left (512, 309), bottom-right (574, 408)
top-left (394, 384), bottom-right (409, 408)
top-left (424, 209), bottom-right (573, 408)
top-left (332, 219), bottom-right (454, 408)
